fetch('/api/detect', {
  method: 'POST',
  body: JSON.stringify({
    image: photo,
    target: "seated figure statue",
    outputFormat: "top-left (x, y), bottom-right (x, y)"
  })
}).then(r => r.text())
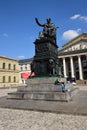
top-left (35, 18), bottom-right (58, 44)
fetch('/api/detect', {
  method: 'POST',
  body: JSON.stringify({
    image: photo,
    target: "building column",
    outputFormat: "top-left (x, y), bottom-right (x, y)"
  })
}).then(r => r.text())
top-left (63, 57), bottom-right (67, 78)
top-left (70, 56), bottom-right (75, 78)
top-left (78, 56), bottom-right (83, 80)
top-left (19, 73), bottom-right (22, 83)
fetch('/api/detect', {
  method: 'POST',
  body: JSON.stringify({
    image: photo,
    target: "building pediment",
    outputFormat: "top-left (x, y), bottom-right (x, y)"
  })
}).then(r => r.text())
top-left (59, 33), bottom-right (87, 53)
top-left (63, 40), bottom-right (87, 52)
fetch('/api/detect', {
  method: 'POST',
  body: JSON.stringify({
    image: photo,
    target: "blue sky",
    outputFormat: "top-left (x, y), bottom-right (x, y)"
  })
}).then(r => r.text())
top-left (0, 0), bottom-right (87, 59)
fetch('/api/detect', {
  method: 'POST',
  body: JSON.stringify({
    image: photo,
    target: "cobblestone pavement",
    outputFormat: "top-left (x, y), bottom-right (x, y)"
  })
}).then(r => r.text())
top-left (0, 86), bottom-right (87, 130)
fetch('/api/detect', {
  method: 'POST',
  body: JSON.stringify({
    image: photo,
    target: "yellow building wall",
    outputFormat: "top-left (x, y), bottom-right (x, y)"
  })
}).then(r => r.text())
top-left (0, 56), bottom-right (19, 87)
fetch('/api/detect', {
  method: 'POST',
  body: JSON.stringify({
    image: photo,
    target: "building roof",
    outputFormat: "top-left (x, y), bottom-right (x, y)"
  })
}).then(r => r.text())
top-left (0, 55), bottom-right (18, 61)
top-left (19, 58), bottom-right (33, 64)
top-left (58, 33), bottom-right (87, 53)
top-left (62, 33), bottom-right (87, 48)
top-left (58, 48), bottom-right (87, 57)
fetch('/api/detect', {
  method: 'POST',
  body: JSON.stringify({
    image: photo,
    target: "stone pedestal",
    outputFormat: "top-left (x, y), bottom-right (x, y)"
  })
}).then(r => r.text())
top-left (32, 38), bottom-right (59, 76)
top-left (8, 77), bottom-right (79, 102)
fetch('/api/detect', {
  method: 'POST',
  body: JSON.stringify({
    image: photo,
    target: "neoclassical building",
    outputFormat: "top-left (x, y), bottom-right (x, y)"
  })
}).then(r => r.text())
top-left (0, 56), bottom-right (19, 87)
top-left (58, 33), bottom-right (87, 84)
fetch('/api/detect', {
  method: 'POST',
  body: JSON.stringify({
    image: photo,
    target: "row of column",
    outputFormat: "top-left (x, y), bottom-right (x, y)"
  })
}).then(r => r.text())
top-left (63, 56), bottom-right (83, 80)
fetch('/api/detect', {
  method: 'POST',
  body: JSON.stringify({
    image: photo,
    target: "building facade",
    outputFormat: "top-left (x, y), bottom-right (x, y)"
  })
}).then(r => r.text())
top-left (19, 58), bottom-right (33, 84)
top-left (58, 33), bottom-right (87, 84)
top-left (0, 56), bottom-right (19, 87)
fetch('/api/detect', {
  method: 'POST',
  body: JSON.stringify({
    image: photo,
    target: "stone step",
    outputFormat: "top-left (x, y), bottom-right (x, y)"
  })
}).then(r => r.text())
top-left (26, 77), bottom-right (66, 85)
top-left (17, 83), bottom-right (73, 92)
top-left (17, 84), bottom-right (62, 92)
top-left (8, 87), bottom-right (79, 102)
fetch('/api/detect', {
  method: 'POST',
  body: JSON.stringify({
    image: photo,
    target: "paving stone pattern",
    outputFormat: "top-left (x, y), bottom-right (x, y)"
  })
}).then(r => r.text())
top-left (0, 87), bottom-right (87, 130)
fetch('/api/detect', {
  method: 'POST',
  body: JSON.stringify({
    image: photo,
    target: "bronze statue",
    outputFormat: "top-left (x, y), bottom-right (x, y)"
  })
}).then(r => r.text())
top-left (31, 18), bottom-right (60, 76)
top-left (35, 18), bottom-right (58, 43)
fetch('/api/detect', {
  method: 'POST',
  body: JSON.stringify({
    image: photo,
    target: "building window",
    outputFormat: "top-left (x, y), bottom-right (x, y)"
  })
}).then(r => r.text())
top-left (2, 63), bottom-right (5, 69)
top-left (67, 61), bottom-right (70, 71)
top-left (75, 62), bottom-right (79, 70)
top-left (24, 64), bottom-right (27, 71)
top-left (8, 76), bottom-right (11, 82)
top-left (13, 64), bottom-right (16, 70)
top-left (20, 66), bottom-right (22, 71)
top-left (3, 76), bottom-right (5, 83)
top-left (25, 66), bottom-right (27, 71)
top-left (14, 76), bottom-right (16, 82)
top-left (82, 60), bottom-right (87, 69)
top-left (8, 64), bottom-right (11, 70)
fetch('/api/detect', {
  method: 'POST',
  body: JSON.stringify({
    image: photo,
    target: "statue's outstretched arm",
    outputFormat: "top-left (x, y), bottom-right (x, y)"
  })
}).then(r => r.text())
top-left (35, 18), bottom-right (44, 27)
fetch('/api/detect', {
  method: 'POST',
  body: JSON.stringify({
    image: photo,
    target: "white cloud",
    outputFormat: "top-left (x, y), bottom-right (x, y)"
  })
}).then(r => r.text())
top-left (16, 55), bottom-right (25, 59)
top-left (70, 14), bottom-right (87, 22)
top-left (80, 16), bottom-right (87, 22)
top-left (70, 14), bottom-right (80, 19)
top-left (76, 28), bottom-right (81, 33)
top-left (0, 33), bottom-right (8, 38)
top-left (63, 29), bottom-right (81, 40)
top-left (3, 33), bottom-right (8, 38)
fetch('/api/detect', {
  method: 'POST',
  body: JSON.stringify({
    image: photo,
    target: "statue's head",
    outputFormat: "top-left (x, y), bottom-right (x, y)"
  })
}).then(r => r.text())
top-left (46, 18), bottom-right (51, 23)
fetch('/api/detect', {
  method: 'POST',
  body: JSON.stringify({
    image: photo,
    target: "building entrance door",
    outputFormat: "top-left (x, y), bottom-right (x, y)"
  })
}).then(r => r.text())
top-left (76, 71), bottom-right (79, 80)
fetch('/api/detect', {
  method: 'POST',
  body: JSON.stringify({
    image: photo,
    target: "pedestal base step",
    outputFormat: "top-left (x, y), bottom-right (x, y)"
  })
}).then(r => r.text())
top-left (8, 87), bottom-right (79, 102)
